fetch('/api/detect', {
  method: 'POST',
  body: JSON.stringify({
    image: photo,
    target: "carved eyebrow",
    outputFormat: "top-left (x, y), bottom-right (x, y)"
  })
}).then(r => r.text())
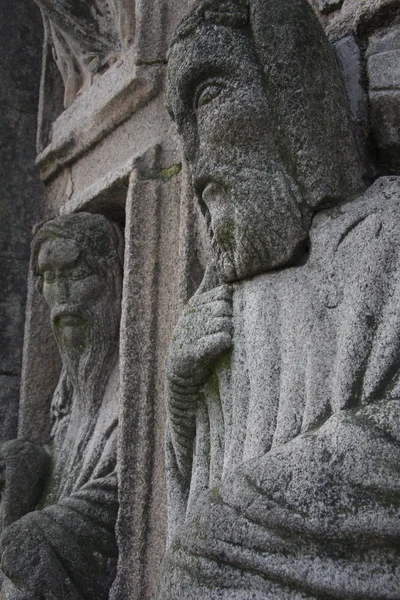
top-left (38, 252), bottom-right (81, 273)
top-left (168, 66), bottom-right (227, 132)
top-left (181, 66), bottom-right (226, 108)
top-left (167, 27), bottom-right (255, 125)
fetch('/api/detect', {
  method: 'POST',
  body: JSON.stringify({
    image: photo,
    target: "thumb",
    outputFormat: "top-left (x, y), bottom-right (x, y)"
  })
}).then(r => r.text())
top-left (197, 261), bottom-right (222, 294)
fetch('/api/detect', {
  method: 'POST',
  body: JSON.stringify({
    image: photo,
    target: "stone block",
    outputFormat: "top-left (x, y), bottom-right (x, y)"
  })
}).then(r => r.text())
top-left (367, 24), bottom-right (400, 174)
top-left (0, 258), bottom-right (28, 375)
top-left (334, 36), bottom-right (369, 173)
top-left (317, 0), bottom-right (344, 14)
top-left (367, 23), bottom-right (400, 55)
top-left (368, 49), bottom-right (400, 90)
top-left (370, 90), bottom-right (400, 172)
top-left (0, 376), bottom-right (19, 444)
top-left (326, 0), bottom-right (400, 40)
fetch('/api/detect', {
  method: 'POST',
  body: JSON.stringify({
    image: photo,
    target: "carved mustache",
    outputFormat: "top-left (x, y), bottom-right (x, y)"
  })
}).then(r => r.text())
top-left (51, 304), bottom-right (90, 326)
top-left (192, 158), bottom-right (287, 199)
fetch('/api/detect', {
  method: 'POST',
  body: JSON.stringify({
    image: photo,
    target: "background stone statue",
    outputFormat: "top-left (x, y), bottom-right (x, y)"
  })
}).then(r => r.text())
top-left (159, 0), bottom-right (400, 598)
top-left (0, 212), bottom-right (124, 600)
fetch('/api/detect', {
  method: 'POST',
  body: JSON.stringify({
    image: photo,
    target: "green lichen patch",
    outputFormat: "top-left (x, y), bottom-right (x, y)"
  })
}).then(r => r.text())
top-left (159, 163), bottom-right (182, 180)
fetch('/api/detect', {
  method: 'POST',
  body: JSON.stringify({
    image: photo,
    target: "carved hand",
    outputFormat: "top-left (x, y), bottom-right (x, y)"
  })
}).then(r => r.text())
top-left (0, 440), bottom-right (50, 529)
top-left (165, 275), bottom-right (233, 478)
top-left (166, 283), bottom-right (233, 390)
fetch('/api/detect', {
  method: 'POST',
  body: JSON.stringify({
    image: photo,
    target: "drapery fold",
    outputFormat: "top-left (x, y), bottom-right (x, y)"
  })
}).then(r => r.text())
top-left (163, 178), bottom-right (400, 599)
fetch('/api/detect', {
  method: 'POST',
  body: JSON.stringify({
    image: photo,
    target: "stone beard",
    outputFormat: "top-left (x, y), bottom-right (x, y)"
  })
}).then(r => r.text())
top-left (51, 269), bottom-right (120, 415)
top-left (159, 1), bottom-right (400, 599)
top-left (0, 212), bottom-right (123, 600)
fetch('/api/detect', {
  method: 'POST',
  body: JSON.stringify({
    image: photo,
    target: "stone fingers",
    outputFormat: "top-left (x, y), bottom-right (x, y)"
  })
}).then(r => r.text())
top-left (196, 332), bottom-right (233, 360)
top-left (191, 285), bottom-right (233, 306)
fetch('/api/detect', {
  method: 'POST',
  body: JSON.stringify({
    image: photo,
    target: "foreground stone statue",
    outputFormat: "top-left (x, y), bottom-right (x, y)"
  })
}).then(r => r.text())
top-left (159, 0), bottom-right (400, 598)
top-left (0, 213), bottom-right (123, 600)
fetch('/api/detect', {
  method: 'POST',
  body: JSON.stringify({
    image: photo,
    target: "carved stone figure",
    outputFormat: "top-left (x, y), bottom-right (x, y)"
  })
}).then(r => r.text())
top-left (159, 1), bottom-right (400, 598)
top-left (0, 213), bottom-right (123, 600)
top-left (36, 0), bottom-right (135, 107)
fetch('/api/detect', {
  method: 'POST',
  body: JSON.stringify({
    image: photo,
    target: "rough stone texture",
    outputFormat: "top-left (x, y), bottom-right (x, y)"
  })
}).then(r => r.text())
top-left (0, 0), bottom-right (44, 444)
top-left (0, 379), bottom-right (19, 449)
top-left (161, 178), bottom-right (400, 600)
top-left (325, 0), bottom-right (400, 40)
top-left (0, 260), bottom-right (29, 376)
top-left (1, 214), bottom-right (123, 599)
top-left (111, 159), bottom-right (182, 600)
top-left (317, 0), bottom-right (344, 15)
top-left (35, 0), bottom-right (134, 108)
top-left (6, 0), bottom-right (400, 597)
top-left (159, 1), bottom-right (400, 598)
top-left (367, 24), bottom-right (400, 173)
top-left (334, 35), bottom-right (371, 177)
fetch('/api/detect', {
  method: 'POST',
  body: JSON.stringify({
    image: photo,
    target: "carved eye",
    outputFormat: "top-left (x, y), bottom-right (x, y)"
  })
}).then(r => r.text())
top-left (194, 81), bottom-right (224, 110)
top-left (43, 271), bottom-right (55, 283)
top-left (70, 267), bottom-right (91, 281)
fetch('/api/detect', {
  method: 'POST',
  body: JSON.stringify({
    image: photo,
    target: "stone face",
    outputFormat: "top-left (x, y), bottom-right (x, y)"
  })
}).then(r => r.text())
top-left (159, 0), bottom-right (400, 598)
top-left (0, 213), bottom-right (123, 599)
top-left (165, 0), bottom-right (364, 281)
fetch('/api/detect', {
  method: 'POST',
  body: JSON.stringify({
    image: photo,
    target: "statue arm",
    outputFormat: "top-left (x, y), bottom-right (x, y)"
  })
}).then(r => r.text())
top-left (166, 278), bottom-right (233, 480)
top-left (166, 381), bottom-right (202, 481)
top-left (0, 470), bottom-right (118, 600)
top-left (0, 440), bottom-right (50, 529)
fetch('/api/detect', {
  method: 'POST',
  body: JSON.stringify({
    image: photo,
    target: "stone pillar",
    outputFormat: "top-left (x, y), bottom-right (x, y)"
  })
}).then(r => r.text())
top-left (0, 0), bottom-right (44, 444)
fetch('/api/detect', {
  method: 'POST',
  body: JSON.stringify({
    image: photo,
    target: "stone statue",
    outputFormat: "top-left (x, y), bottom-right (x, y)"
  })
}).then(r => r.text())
top-left (36, 0), bottom-right (135, 107)
top-left (159, 0), bottom-right (400, 598)
top-left (0, 213), bottom-right (123, 600)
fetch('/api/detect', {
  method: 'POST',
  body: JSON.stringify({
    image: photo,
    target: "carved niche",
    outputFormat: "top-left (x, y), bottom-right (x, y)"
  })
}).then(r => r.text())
top-left (158, 0), bottom-right (400, 598)
top-left (0, 212), bottom-right (124, 600)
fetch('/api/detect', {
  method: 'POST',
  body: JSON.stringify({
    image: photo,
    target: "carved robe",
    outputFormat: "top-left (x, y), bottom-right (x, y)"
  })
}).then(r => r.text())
top-left (161, 177), bottom-right (400, 599)
top-left (0, 361), bottom-right (119, 600)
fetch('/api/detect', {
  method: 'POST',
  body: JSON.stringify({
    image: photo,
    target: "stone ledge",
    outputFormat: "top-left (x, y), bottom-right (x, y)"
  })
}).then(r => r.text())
top-left (35, 49), bottom-right (164, 183)
top-left (326, 0), bottom-right (400, 40)
top-left (59, 147), bottom-right (159, 221)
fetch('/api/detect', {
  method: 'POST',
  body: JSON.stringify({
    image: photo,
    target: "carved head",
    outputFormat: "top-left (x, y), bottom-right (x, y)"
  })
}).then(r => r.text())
top-left (167, 0), bottom-right (364, 282)
top-left (31, 212), bottom-right (124, 355)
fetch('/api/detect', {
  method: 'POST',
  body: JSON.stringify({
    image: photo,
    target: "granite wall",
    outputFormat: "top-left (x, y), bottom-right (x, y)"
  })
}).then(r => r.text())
top-left (0, 0), bottom-right (44, 444)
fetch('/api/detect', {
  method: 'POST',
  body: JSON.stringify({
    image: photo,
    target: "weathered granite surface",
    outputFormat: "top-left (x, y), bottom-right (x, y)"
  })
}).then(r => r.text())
top-left (0, 0), bottom-right (44, 444)
top-left (35, 0), bottom-right (135, 108)
top-left (3, 0), bottom-right (399, 597)
top-left (159, 1), bottom-right (400, 598)
top-left (0, 213), bottom-right (123, 599)
top-left (367, 23), bottom-right (400, 173)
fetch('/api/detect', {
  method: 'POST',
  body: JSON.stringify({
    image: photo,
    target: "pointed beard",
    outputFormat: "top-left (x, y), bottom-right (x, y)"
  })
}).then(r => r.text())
top-left (199, 163), bottom-right (309, 283)
top-left (52, 292), bottom-right (120, 413)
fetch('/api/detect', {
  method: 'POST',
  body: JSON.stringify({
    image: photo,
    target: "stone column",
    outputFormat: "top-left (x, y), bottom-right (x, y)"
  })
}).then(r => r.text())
top-left (0, 0), bottom-right (44, 444)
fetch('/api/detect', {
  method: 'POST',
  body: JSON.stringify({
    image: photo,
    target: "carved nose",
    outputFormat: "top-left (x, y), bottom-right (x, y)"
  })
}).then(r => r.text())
top-left (56, 278), bottom-right (69, 301)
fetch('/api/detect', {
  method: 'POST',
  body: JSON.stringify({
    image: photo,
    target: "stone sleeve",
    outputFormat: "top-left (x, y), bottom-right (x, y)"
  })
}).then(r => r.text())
top-left (0, 471), bottom-right (118, 600)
